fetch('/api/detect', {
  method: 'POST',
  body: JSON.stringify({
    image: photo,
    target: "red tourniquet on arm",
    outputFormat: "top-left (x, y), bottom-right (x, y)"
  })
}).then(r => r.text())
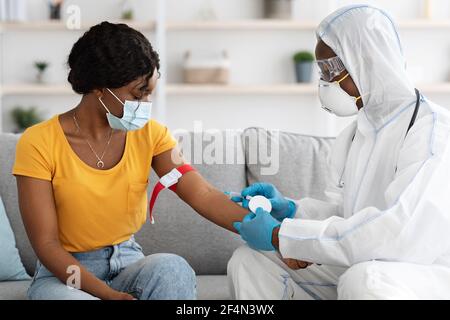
top-left (149, 164), bottom-right (196, 224)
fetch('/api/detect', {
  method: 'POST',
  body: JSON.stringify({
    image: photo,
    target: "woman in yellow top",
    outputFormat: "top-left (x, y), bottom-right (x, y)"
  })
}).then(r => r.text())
top-left (13, 22), bottom-right (248, 300)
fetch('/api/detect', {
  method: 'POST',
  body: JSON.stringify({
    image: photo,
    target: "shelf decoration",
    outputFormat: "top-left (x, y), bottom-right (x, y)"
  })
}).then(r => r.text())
top-left (293, 51), bottom-right (315, 83)
top-left (49, 0), bottom-right (63, 20)
top-left (121, 0), bottom-right (134, 20)
top-left (183, 50), bottom-right (230, 85)
top-left (34, 61), bottom-right (50, 84)
top-left (264, 0), bottom-right (295, 20)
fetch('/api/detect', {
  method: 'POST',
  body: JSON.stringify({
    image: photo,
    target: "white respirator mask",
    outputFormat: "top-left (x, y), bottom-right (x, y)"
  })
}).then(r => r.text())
top-left (318, 73), bottom-right (361, 117)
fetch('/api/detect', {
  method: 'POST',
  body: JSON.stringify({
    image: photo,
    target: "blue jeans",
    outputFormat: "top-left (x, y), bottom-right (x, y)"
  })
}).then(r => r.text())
top-left (27, 237), bottom-right (197, 300)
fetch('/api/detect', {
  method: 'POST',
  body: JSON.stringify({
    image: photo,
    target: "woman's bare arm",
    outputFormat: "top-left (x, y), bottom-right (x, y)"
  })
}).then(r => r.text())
top-left (152, 148), bottom-right (249, 233)
top-left (16, 176), bottom-right (133, 300)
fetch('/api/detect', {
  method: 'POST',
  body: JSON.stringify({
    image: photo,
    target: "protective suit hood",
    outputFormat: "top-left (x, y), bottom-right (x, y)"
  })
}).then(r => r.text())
top-left (316, 5), bottom-right (417, 128)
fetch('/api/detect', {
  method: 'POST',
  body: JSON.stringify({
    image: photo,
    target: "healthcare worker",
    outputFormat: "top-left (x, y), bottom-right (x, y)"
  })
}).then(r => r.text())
top-left (228, 5), bottom-right (450, 300)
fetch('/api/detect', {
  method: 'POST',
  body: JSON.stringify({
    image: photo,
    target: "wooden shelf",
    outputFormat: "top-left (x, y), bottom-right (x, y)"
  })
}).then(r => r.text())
top-left (0, 84), bottom-right (75, 95)
top-left (0, 83), bottom-right (315, 96)
top-left (399, 19), bottom-right (450, 29)
top-left (419, 82), bottom-right (450, 93)
top-left (167, 20), bottom-right (317, 31)
top-left (168, 83), bottom-right (450, 95)
top-left (167, 19), bottom-right (450, 31)
top-left (2, 83), bottom-right (450, 96)
top-left (0, 20), bottom-right (155, 32)
top-left (167, 84), bottom-right (317, 95)
top-left (1, 19), bottom-right (450, 33)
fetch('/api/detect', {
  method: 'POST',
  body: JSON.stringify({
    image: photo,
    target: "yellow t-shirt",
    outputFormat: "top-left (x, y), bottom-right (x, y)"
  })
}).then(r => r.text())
top-left (12, 114), bottom-right (177, 252)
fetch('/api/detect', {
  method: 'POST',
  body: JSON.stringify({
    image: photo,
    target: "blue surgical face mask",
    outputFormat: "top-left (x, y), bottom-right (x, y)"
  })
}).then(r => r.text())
top-left (98, 88), bottom-right (152, 131)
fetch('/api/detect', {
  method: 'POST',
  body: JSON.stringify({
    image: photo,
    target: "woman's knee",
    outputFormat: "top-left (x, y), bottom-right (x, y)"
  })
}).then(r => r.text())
top-left (28, 277), bottom-right (98, 300)
top-left (148, 253), bottom-right (195, 280)
top-left (140, 253), bottom-right (196, 299)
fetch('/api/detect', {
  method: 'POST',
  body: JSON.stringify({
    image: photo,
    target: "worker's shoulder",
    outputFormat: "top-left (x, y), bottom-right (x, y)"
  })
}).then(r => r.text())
top-left (421, 100), bottom-right (450, 126)
top-left (413, 100), bottom-right (450, 155)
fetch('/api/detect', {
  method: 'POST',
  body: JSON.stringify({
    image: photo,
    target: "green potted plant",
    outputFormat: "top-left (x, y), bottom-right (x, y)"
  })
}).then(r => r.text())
top-left (11, 106), bottom-right (43, 133)
top-left (121, 0), bottom-right (134, 20)
top-left (293, 51), bottom-right (315, 83)
top-left (34, 61), bottom-right (49, 83)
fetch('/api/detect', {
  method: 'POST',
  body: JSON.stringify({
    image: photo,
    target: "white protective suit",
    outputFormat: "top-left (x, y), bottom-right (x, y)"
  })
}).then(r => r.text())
top-left (228, 5), bottom-right (450, 300)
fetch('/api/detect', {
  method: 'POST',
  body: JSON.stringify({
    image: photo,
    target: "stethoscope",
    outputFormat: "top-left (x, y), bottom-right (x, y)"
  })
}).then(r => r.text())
top-left (337, 88), bottom-right (422, 189)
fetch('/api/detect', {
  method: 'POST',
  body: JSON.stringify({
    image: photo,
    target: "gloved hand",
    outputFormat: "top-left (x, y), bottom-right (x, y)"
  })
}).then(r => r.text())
top-left (233, 183), bottom-right (297, 221)
top-left (233, 208), bottom-right (281, 251)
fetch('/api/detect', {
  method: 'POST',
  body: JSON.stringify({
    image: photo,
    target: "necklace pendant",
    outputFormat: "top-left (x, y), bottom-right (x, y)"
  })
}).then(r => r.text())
top-left (97, 160), bottom-right (105, 168)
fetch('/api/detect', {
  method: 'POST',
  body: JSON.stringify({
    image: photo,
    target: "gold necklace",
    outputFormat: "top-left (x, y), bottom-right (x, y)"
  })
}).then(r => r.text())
top-left (72, 111), bottom-right (114, 169)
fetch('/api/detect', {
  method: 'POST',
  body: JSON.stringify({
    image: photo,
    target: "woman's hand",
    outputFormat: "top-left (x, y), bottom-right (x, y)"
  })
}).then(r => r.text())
top-left (105, 290), bottom-right (136, 300)
top-left (282, 258), bottom-right (313, 270)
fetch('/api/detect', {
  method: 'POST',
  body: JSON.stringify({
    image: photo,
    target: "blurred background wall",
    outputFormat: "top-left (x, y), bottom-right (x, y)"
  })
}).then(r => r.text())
top-left (0, 0), bottom-right (449, 136)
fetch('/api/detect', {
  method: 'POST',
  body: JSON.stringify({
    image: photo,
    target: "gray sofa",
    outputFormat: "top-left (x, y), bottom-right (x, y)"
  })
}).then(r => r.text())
top-left (0, 127), bottom-right (334, 300)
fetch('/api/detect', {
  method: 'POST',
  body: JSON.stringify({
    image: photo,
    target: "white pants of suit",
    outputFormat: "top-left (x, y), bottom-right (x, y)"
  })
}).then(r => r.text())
top-left (227, 246), bottom-right (450, 300)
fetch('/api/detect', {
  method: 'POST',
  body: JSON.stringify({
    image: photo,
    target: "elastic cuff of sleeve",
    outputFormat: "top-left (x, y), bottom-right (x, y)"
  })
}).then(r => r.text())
top-left (268, 222), bottom-right (281, 251)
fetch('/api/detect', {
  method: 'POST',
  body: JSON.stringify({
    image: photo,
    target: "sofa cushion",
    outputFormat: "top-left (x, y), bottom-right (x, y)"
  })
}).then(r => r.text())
top-left (196, 275), bottom-right (230, 300)
top-left (0, 196), bottom-right (30, 281)
top-left (0, 276), bottom-right (228, 300)
top-left (136, 131), bottom-right (246, 275)
top-left (0, 280), bottom-right (30, 300)
top-left (242, 127), bottom-right (334, 201)
top-left (0, 133), bottom-right (36, 276)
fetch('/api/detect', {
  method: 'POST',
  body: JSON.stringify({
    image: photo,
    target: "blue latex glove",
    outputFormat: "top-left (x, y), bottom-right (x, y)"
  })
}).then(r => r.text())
top-left (233, 208), bottom-right (281, 251)
top-left (224, 191), bottom-right (243, 203)
top-left (233, 183), bottom-right (297, 221)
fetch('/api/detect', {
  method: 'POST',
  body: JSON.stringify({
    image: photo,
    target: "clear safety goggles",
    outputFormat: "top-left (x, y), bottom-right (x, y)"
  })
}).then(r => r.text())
top-left (316, 56), bottom-right (346, 82)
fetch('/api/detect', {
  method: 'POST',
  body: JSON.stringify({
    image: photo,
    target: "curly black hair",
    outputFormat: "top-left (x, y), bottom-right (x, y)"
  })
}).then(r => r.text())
top-left (67, 21), bottom-right (160, 95)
